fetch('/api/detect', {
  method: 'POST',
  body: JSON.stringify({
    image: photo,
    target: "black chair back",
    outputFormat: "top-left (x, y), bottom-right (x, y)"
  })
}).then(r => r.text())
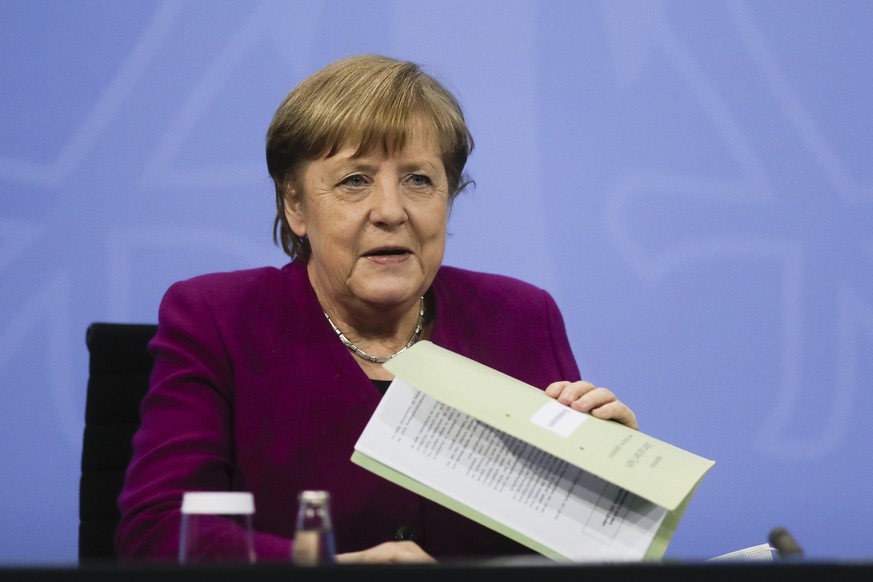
top-left (79, 322), bottom-right (157, 562)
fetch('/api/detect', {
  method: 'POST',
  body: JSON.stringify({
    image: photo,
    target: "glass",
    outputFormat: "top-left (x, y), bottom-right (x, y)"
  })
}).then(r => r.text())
top-left (179, 491), bottom-right (256, 565)
top-left (291, 490), bottom-right (336, 566)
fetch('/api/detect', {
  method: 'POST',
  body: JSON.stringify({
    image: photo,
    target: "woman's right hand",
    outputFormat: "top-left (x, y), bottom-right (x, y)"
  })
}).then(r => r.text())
top-left (544, 380), bottom-right (639, 430)
top-left (335, 540), bottom-right (437, 564)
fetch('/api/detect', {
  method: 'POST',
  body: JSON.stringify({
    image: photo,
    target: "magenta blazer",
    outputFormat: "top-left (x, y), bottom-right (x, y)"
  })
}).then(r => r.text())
top-left (116, 260), bottom-right (581, 562)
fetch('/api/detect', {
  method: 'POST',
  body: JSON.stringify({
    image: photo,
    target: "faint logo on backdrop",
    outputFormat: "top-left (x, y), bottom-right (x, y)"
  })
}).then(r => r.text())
top-left (0, 1), bottom-right (307, 448)
top-left (602, 1), bottom-right (872, 458)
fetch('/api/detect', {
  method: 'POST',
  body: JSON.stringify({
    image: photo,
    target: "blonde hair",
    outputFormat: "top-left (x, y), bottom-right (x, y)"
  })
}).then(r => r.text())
top-left (266, 54), bottom-right (474, 261)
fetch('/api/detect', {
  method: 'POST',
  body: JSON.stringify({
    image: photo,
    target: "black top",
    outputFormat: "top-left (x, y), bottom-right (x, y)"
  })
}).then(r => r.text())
top-left (372, 379), bottom-right (391, 395)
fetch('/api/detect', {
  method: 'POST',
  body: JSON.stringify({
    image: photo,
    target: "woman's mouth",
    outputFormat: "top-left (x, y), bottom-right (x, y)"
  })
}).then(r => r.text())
top-left (364, 248), bottom-right (411, 263)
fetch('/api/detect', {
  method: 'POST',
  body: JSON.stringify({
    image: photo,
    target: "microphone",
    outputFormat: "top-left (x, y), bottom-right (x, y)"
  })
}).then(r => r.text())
top-left (768, 526), bottom-right (804, 560)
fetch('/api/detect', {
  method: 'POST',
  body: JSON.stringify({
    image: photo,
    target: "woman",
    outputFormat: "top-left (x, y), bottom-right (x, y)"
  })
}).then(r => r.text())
top-left (116, 54), bottom-right (637, 564)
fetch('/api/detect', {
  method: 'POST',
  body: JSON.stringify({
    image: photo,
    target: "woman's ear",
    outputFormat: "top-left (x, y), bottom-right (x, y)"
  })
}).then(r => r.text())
top-left (284, 190), bottom-right (306, 237)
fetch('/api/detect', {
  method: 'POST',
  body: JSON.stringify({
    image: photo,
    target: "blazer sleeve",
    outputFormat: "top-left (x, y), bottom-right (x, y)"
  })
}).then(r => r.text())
top-left (115, 279), bottom-right (291, 562)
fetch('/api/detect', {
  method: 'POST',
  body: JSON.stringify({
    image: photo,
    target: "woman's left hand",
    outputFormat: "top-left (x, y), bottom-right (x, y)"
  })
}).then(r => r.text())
top-left (544, 380), bottom-right (638, 430)
top-left (335, 541), bottom-right (437, 564)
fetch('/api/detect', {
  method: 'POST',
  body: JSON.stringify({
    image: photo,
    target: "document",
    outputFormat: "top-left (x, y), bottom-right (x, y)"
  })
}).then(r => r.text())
top-left (351, 341), bottom-right (715, 562)
top-left (707, 543), bottom-right (776, 562)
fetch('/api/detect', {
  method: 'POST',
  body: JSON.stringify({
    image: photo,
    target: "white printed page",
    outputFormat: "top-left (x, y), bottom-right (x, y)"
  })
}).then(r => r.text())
top-left (707, 543), bottom-right (776, 562)
top-left (354, 379), bottom-right (668, 562)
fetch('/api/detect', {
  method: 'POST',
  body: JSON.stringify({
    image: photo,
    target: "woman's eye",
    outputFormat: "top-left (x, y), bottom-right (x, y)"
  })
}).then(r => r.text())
top-left (408, 174), bottom-right (432, 187)
top-left (340, 175), bottom-right (367, 188)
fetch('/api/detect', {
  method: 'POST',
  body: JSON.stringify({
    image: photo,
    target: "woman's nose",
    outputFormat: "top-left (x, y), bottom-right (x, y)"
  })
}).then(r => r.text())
top-left (369, 182), bottom-right (407, 225)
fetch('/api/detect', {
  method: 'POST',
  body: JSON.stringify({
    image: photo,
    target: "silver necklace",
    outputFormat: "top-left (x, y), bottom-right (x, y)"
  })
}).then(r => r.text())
top-left (323, 296), bottom-right (426, 364)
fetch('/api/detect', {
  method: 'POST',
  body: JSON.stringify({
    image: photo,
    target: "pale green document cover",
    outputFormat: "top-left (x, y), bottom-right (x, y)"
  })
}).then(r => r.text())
top-left (351, 341), bottom-right (715, 562)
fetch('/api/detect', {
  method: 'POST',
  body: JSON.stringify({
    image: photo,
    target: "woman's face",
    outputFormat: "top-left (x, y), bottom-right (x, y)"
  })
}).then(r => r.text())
top-left (287, 122), bottom-right (450, 312)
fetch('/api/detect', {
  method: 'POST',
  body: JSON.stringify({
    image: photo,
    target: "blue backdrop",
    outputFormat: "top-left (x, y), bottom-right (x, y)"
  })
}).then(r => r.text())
top-left (2, 0), bottom-right (871, 565)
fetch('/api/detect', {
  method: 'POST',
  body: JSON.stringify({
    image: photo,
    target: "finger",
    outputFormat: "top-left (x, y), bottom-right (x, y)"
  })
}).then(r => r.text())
top-left (546, 380), bottom-right (597, 404)
top-left (559, 385), bottom-right (615, 411)
top-left (578, 400), bottom-right (638, 430)
top-left (544, 381), bottom-right (571, 398)
top-left (580, 386), bottom-right (618, 408)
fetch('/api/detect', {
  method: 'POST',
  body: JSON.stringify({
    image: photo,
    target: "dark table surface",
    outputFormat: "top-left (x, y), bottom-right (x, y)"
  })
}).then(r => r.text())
top-left (3, 559), bottom-right (873, 582)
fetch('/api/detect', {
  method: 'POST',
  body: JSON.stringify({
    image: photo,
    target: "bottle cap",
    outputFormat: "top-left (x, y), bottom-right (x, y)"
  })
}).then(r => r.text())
top-left (298, 490), bottom-right (330, 504)
top-left (181, 491), bottom-right (255, 515)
